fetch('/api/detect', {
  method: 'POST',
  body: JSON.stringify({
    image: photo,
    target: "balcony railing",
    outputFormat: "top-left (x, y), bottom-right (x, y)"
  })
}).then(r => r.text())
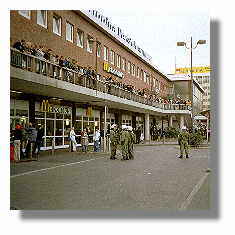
top-left (10, 48), bottom-right (191, 111)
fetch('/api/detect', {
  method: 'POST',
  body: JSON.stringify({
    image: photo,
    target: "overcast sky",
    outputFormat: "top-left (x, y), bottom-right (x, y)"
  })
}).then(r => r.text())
top-left (99, 9), bottom-right (210, 75)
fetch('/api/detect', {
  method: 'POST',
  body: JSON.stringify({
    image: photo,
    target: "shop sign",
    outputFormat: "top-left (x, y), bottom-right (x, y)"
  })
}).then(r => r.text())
top-left (103, 63), bottom-right (124, 79)
top-left (86, 107), bottom-right (93, 117)
top-left (175, 66), bottom-right (211, 74)
top-left (82, 10), bottom-right (152, 63)
top-left (40, 100), bottom-right (72, 114)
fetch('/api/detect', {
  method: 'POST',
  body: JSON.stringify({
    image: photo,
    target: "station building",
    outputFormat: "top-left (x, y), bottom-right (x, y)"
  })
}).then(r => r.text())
top-left (10, 10), bottom-right (192, 150)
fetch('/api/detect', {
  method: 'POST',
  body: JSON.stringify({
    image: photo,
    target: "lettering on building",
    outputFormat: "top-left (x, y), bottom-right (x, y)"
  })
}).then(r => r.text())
top-left (175, 66), bottom-right (211, 74)
top-left (83, 10), bottom-right (152, 63)
top-left (40, 100), bottom-right (71, 114)
top-left (103, 62), bottom-right (124, 79)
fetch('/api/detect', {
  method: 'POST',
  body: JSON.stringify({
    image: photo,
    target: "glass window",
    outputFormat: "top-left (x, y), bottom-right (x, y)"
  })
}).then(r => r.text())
top-left (104, 46), bottom-right (108, 61)
top-left (35, 111), bottom-right (45, 118)
top-left (87, 36), bottom-right (94, 53)
top-left (77, 29), bottom-right (84, 48)
top-left (122, 58), bottom-right (126, 71)
top-left (143, 71), bottom-right (147, 82)
top-left (55, 120), bottom-right (63, 136)
top-left (110, 50), bottom-right (115, 65)
top-left (66, 22), bottom-right (74, 42)
top-left (37, 10), bottom-right (47, 28)
top-left (53, 15), bottom-right (61, 36)
top-left (97, 42), bottom-right (101, 57)
top-left (18, 10), bottom-right (30, 19)
top-left (127, 61), bottom-right (131, 74)
top-left (16, 109), bottom-right (28, 117)
top-left (132, 64), bottom-right (135, 76)
top-left (46, 120), bottom-right (54, 136)
top-left (137, 67), bottom-right (140, 78)
top-left (117, 54), bottom-right (121, 68)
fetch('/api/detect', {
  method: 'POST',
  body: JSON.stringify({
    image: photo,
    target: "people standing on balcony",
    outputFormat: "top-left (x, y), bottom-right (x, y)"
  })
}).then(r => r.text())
top-left (69, 127), bottom-right (77, 152)
top-left (13, 39), bottom-right (25, 52)
top-left (81, 128), bottom-right (89, 153)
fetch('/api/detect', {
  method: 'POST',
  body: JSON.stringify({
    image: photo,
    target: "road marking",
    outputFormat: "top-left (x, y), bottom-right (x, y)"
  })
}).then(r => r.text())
top-left (11, 157), bottom-right (106, 179)
top-left (179, 172), bottom-right (209, 210)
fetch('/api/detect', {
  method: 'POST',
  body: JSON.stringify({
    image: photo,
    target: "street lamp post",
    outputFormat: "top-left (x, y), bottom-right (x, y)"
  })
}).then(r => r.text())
top-left (177, 37), bottom-right (206, 130)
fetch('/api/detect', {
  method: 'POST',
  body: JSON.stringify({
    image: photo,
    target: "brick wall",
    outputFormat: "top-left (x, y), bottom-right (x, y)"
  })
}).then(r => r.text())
top-left (10, 10), bottom-right (170, 96)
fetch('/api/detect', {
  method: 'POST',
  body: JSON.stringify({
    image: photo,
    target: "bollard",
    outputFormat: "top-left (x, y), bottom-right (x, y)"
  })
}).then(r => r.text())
top-left (163, 135), bottom-right (165, 144)
top-left (29, 142), bottom-right (33, 159)
top-left (51, 138), bottom-right (55, 155)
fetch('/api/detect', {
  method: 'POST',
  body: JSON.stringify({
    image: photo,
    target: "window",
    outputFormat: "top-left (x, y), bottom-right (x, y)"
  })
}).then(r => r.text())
top-left (104, 46), bottom-right (108, 61)
top-left (116, 54), bottom-right (121, 68)
top-left (127, 61), bottom-right (131, 74)
top-left (131, 64), bottom-right (135, 76)
top-left (77, 29), bottom-right (84, 48)
top-left (37, 10), bottom-right (47, 28)
top-left (97, 42), bottom-right (101, 57)
top-left (122, 58), bottom-right (126, 71)
top-left (18, 10), bottom-right (30, 19)
top-left (110, 50), bottom-right (115, 65)
top-left (137, 67), bottom-right (140, 78)
top-left (53, 15), bottom-right (61, 36)
top-left (87, 36), bottom-right (94, 53)
top-left (143, 71), bottom-right (147, 82)
top-left (66, 22), bottom-right (74, 42)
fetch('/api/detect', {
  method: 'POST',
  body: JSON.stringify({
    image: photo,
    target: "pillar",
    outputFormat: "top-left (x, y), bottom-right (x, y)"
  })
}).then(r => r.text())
top-left (145, 113), bottom-right (150, 141)
top-left (180, 115), bottom-right (184, 130)
top-left (169, 115), bottom-right (173, 127)
top-left (103, 105), bottom-right (107, 152)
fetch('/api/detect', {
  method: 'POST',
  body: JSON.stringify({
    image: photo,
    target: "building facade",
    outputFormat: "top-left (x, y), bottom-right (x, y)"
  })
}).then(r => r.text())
top-left (10, 10), bottom-right (191, 150)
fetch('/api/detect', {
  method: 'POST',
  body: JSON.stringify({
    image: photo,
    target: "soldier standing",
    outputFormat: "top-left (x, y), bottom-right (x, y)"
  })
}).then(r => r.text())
top-left (120, 125), bottom-right (129, 160)
top-left (127, 126), bottom-right (136, 160)
top-left (110, 124), bottom-right (119, 160)
top-left (178, 126), bottom-right (190, 159)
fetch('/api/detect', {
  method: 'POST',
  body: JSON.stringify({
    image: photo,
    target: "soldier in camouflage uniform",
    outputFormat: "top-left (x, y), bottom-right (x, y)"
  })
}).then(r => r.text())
top-left (127, 126), bottom-right (136, 160)
top-left (178, 126), bottom-right (190, 159)
top-left (110, 124), bottom-right (119, 160)
top-left (120, 125), bottom-right (130, 160)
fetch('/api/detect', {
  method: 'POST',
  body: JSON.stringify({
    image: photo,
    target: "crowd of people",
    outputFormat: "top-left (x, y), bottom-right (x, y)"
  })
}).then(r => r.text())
top-left (10, 122), bottom-right (44, 162)
top-left (12, 39), bottom-right (191, 107)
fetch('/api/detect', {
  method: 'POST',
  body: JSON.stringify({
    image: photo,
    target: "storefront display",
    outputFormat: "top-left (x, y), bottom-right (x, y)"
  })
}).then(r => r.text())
top-left (35, 101), bottom-right (72, 150)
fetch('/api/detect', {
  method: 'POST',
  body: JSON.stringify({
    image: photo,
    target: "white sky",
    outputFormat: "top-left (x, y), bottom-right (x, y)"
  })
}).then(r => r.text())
top-left (99, 9), bottom-right (210, 75)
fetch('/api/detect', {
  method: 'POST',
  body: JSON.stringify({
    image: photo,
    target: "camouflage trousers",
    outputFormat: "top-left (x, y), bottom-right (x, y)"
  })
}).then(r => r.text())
top-left (180, 141), bottom-right (189, 156)
top-left (110, 144), bottom-right (118, 159)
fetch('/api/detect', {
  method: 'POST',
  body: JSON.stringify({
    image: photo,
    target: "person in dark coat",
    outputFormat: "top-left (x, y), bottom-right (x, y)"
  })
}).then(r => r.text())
top-left (33, 124), bottom-right (44, 156)
top-left (25, 122), bottom-right (38, 158)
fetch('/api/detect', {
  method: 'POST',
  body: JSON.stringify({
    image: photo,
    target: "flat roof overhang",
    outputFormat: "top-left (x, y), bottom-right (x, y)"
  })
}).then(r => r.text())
top-left (10, 67), bottom-right (191, 116)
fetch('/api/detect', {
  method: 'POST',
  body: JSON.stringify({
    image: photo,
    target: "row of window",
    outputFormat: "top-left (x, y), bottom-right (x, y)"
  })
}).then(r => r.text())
top-left (18, 10), bottom-right (164, 88)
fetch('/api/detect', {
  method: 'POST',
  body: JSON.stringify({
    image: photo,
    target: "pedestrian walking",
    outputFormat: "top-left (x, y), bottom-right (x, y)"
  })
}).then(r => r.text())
top-left (12, 123), bottom-right (23, 162)
top-left (93, 128), bottom-right (100, 152)
top-left (70, 127), bottom-right (77, 152)
top-left (178, 126), bottom-right (190, 159)
top-left (120, 125), bottom-right (129, 160)
top-left (127, 126), bottom-right (136, 160)
top-left (33, 124), bottom-right (44, 157)
top-left (25, 122), bottom-right (37, 159)
top-left (109, 124), bottom-right (119, 160)
top-left (81, 128), bottom-right (89, 153)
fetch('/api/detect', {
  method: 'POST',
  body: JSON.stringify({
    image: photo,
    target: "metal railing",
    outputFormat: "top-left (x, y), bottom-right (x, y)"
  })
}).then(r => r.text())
top-left (10, 48), bottom-right (191, 111)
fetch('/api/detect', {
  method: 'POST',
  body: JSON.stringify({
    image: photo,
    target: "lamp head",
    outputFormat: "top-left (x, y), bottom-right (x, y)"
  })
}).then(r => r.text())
top-left (177, 42), bottom-right (185, 46)
top-left (197, 40), bottom-right (206, 45)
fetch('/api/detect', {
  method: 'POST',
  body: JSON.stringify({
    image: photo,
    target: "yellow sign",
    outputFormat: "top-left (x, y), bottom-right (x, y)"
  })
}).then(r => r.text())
top-left (175, 66), bottom-right (211, 74)
top-left (40, 100), bottom-right (50, 112)
top-left (86, 107), bottom-right (93, 117)
top-left (103, 62), bottom-right (124, 78)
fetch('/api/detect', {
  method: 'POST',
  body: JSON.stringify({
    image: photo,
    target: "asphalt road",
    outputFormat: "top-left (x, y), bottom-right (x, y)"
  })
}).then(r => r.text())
top-left (10, 144), bottom-right (210, 210)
